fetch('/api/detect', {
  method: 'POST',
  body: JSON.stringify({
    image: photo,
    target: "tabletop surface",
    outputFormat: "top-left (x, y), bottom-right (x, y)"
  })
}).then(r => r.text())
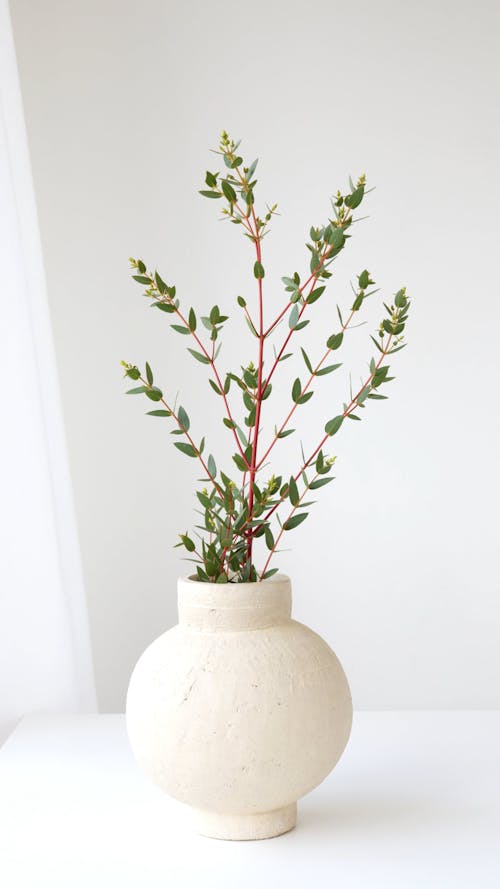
top-left (0, 711), bottom-right (499, 888)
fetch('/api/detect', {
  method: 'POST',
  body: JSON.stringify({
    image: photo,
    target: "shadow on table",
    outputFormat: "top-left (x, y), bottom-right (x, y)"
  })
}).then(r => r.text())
top-left (298, 792), bottom-right (447, 838)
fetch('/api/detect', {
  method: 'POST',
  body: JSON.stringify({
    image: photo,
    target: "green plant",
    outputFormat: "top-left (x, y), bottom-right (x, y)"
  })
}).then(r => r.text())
top-left (122, 131), bottom-right (410, 583)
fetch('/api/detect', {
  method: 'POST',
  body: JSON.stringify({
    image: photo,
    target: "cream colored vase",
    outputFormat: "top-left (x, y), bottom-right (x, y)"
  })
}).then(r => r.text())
top-left (126, 574), bottom-right (352, 840)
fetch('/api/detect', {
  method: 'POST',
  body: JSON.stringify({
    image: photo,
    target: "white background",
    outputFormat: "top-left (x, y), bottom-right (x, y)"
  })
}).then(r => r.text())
top-left (10, 0), bottom-right (500, 711)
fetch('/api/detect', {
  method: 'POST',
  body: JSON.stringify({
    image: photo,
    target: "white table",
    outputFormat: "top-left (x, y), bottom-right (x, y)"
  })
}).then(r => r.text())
top-left (0, 712), bottom-right (499, 888)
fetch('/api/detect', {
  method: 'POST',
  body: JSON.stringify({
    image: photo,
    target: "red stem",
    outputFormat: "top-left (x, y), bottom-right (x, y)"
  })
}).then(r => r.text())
top-left (257, 308), bottom-right (357, 471)
top-left (260, 470), bottom-right (320, 579)
top-left (168, 302), bottom-right (249, 466)
top-left (246, 227), bottom-right (264, 563)
top-left (254, 333), bottom-right (394, 534)
top-left (139, 376), bottom-right (224, 497)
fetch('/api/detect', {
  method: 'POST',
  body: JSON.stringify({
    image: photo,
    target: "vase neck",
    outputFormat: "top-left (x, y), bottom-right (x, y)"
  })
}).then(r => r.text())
top-left (177, 575), bottom-right (292, 632)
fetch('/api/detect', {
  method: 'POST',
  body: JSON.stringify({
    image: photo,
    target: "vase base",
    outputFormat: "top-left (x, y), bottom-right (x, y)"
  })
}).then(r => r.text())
top-left (192, 802), bottom-right (297, 841)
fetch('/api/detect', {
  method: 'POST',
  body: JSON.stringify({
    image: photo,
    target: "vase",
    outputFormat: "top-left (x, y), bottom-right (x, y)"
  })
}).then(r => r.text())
top-left (126, 574), bottom-right (352, 840)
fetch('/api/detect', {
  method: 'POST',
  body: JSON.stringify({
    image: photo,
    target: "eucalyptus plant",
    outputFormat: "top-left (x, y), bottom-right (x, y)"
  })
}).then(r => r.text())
top-left (122, 131), bottom-right (410, 583)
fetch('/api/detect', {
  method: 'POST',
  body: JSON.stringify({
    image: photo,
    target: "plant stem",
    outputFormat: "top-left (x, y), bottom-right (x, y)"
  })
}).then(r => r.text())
top-left (259, 471), bottom-right (321, 579)
top-left (139, 375), bottom-right (224, 498)
top-left (256, 308), bottom-right (357, 471)
top-left (246, 225), bottom-right (264, 563)
top-left (154, 295), bottom-right (250, 466)
top-left (253, 333), bottom-right (393, 535)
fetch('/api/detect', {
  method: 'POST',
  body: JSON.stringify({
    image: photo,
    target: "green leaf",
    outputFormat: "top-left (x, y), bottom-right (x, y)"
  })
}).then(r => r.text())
top-left (207, 454), bottom-right (217, 478)
top-left (180, 534), bottom-right (196, 552)
top-left (155, 271), bottom-right (167, 293)
top-left (188, 348), bottom-right (210, 365)
top-left (254, 261), bottom-right (265, 279)
top-left (345, 185), bottom-right (364, 209)
top-left (132, 275), bottom-right (151, 285)
top-left (373, 365), bottom-right (390, 387)
top-left (327, 331), bottom-right (344, 350)
top-left (288, 476), bottom-right (299, 506)
top-left (171, 324), bottom-right (190, 335)
top-left (262, 568), bottom-right (279, 579)
top-left (247, 158), bottom-right (258, 179)
top-left (325, 415), bottom-right (344, 436)
top-left (297, 391), bottom-right (313, 405)
top-left (216, 573), bottom-right (228, 583)
top-left (316, 363), bottom-right (341, 376)
top-left (145, 387), bottom-right (163, 402)
top-left (152, 301), bottom-right (175, 313)
top-left (306, 286), bottom-right (325, 305)
top-left (301, 348), bottom-right (313, 373)
top-left (309, 477), bottom-right (333, 490)
top-left (205, 171), bottom-right (217, 188)
top-left (265, 526), bottom-right (274, 550)
top-left (196, 490), bottom-right (212, 509)
top-left (283, 513), bottom-right (308, 531)
top-left (232, 453), bottom-right (247, 472)
top-left (178, 405), bottom-right (190, 430)
top-left (327, 228), bottom-right (345, 249)
top-left (277, 428), bottom-right (295, 439)
top-left (174, 442), bottom-right (197, 458)
top-left (292, 378), bottom-right (302, 403)
top-left (357, 386), bottom-right (371, 405)
top-left (145, 362), bottom-right (153, 385)
top-left (188, 307), bottom-right (197, 331)
top-left (209, 378), bottom-right (222, 395)
top-left (124, 366), bottom-right (140, 380)
top-left (289, 304), bottom-right (299, 329)
top-left (199, 190), bottom-right (221, 199)
top-left (221, 180), bottom-right (237, 203)
top-left (237, 295), bottom-right (246, 307)
top-left (358, 269), bottom-right (371, 289)
top-left (146, 409), bottom-right (171, 417)
top-left (370, 334), bottom-right (384, 353)
top-left (126, 386), bottom-right (147, 395)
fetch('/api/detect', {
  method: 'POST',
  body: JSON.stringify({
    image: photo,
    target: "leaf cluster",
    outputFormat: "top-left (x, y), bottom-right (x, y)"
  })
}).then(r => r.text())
top-left (122, 136), bottom-right (410, 582)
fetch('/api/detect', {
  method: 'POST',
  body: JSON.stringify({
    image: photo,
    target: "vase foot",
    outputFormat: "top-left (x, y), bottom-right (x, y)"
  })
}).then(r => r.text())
top-left (192, 802), bottom-right (297, 841)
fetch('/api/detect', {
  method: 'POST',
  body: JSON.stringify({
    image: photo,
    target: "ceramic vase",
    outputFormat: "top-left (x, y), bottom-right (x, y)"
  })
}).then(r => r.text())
top-left (126, 574), bottom-right (352, 840)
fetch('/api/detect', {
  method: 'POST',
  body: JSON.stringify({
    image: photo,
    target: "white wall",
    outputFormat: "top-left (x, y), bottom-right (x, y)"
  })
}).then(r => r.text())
top-left (10, 0), bottom-right (500, 710)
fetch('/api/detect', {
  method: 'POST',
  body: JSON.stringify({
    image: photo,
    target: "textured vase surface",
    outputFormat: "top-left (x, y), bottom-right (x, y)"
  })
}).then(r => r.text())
top-left (126, 574), bottom-right (352, 840)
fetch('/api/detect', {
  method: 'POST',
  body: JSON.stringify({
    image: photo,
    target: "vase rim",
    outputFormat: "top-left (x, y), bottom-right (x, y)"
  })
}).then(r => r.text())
top-left (177, 574), bottom-right (292, 631)
top-left (179, 572), bottom-right (290, 589)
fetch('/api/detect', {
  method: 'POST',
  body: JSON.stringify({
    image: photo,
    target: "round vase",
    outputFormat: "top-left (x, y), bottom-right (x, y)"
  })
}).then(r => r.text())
top-left (126, 574), bottom-right (352, 840)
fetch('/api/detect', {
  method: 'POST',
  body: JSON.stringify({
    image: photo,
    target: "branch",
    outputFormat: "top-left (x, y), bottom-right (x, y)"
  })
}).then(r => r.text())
top-left (254, 332), bottom-right (395, 535)
top-left (259, 471), bottom-right (321, 579)
top-left (137, 374), bottom-right (225, 497)
top-left (139, 272), bottom-right (250, 466)
top-left (256, 307), bottom-right (358, 471)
